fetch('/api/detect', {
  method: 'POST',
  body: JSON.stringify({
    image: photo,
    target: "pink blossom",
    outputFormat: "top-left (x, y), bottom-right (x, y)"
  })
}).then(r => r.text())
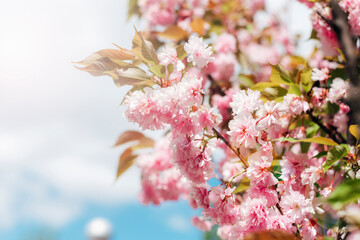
top-left (202, 186), bottom-right (240, 225)
top-left (189, 185), bottom-right (210, 209)
top-left (348, 7), bottom-right (360, 36)
top-left (247, 184), bottom-right (279, 207)
top-left (311, 4), bottom-right (339, 56)
top-left (139, 168), bottom-right (189, 205)
top-left (256, 101), bottom-right (281, 129)
top-left (228, 115), bottom-right (259, 149)
top-left (311, 68), bottom-right (329, 82)
top-left (297, 0), bottom-right (315, 8)
top-left (217, 225), bottom-right (232, 240)
top-left (280, 150), bottom-right (308, 188)
top-left (230, 89), bottom-right (263, 116)
top-left (327, 78), bottom-right (349, 103)
top-left (191, 216), bottom-right (213, 231)
top-left (171, 136), bottom-right (215, 184)
top-left (247, 152), bottom-right (278, 186)
top-left (301, 166), bottom-right (323, 187)
top-left (219, 160), bottom-right (245, 183)
top-left (186, 0), bottom-right (209, 18)
top-left (211, 88), bottom-right (236, 123)
top-left (320, 186), bottom-right (333, 198)
top-left (333, 110), bottom-right (349, 133)
top-left (312, 87), bottom-right (327, 108)
top-left (210, 53), bottom-right (237, 81)
top-left (158, 44), bottom-right (185, 71)
top-left (214, 32), bottom-right (237, 53)
top-left (244, 43), bottom-right (279, 65)
top-left (301, 218), bottom-right (318, 240)
top-left (280, 190), bottom-right (314, 224)
top-left (267, 209), bottom-right (295, 232)
top-left (185, 35), bottom-right (214, 68)
top-left (138, 0), bottom-right (179, 26)
top-left (230, 197), bottom-right (270, 239)
top-left (281, 94), bottom-right (309, 115)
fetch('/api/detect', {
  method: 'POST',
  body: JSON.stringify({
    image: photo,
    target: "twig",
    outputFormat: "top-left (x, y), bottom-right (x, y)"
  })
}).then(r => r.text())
top-left (320, 0), bottom-right (360, 145)
top-left (308, 109), bottom-right (346, 144)
top-left (212, 128), bottom-right (249, 168)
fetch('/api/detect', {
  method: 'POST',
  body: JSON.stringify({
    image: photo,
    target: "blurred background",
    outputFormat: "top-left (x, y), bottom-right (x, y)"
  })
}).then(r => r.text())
top-left (0, 0), bottom-right (311, 239)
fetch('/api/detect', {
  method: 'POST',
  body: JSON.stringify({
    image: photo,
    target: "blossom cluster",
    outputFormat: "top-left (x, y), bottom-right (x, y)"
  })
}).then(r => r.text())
top-left (78, 0), bottom-right (360, 239)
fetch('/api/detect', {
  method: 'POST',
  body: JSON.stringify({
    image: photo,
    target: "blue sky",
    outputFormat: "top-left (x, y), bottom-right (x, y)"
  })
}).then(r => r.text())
top-left (0, 0), bottom-right (311, 239)
top-left (0, 201), bottom-right (203, 240)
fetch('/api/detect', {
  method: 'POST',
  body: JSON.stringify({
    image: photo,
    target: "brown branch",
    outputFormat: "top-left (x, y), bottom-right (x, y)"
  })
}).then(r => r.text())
top-left (308, 109), bottom-right (346, 144)
top-left (320, 0), bottom-right (360, 145)
top-left (212, 128), bottom-right (249, 168)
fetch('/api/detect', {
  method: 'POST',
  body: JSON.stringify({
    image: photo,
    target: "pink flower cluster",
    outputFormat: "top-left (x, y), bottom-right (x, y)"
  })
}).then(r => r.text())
top-left (85, 0), bottom-right (360, 239)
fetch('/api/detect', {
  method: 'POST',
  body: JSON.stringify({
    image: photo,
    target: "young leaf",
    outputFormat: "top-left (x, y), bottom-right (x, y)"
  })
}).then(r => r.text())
top-left (288, 84), bottom-right (301, 96)
top-left (157, 26), bottom-right (188, 41)
top-left (116, 148), bottom-right (137, 178)
top-left (233, 176), bottom-right (250, 194)
top-left (300, 68), bottom-right (313, 93)
top-left (113, 131), bottom-right (145, 147)
top-left (176, 45), bottom-right (187, 61)
top-left (108, 67), bottom-right (153, 87)
top-left (349, 125), bottom-right (359, 140)
top-left (190, 18), bottom-right (206, 36)
top-left (149, 64), bottom-right (166, 78)
top-left (322, 144), bottom-right (348, 172)
top-left (127, 0), bottom-right (139, 20)
top-left (269, 63), bottom-right (293, 85)
top-left (74, 49), bottom-right (135, 76)
top-left (131, 137), bottom-right (155, 150)
top-left (328, 179), bottom-right (360, 209)
top-left (274, 136), bottom-right (338, 146)
top-left (132, 27), bottom-right (159, 66)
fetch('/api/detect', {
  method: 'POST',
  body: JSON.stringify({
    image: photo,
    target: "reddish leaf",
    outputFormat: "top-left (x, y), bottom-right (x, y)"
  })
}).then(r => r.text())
top-left (116, 148), bottom-right (137, 178)
top-left (113, 131), bottom-right (145, 147)
top-left (244, 230), bottom-right (298, 240)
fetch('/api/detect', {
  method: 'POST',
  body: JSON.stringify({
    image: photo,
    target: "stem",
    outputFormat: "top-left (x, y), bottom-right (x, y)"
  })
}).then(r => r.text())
top-left (212, 128), bottom-right (249, 168)
top-left (308, 109), bottom-right (346, 144)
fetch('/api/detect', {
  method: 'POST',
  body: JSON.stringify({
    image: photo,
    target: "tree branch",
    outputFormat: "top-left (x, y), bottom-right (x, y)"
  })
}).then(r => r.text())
top-left (321, 0), bottom-right (360, 145)
top-left (212, 128), bottom-right (248, 168)
top-left (308, 109), bottom-right (346, 144)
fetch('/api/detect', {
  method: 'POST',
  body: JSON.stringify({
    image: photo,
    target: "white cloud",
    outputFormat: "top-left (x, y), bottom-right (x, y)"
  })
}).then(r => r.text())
top-left (167, 215), bottom-right (191, 232)
top-left (0, 0), bottom-right (143, 230)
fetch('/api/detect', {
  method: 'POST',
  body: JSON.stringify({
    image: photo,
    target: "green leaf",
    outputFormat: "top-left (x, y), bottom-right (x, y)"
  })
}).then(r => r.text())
top-left (107, 67), bottom-right (153, 87)
top-left (288, 84), bottom-right (301, 96)
top-left (233, 176), bottom-right (250, 194)
top-left (131, 27), bottom-right (159, 66)
top-left (349, 125), bottom-right (359, 140)
top-left (149, 64), bottom-right (166, 78)
top-left (322, 144), bottom-right (348, 172)
top-left (127, 0), bottom-right (139, 20)
top-left (313, 151), bottom-right (327, 159)
top-left (328, 179), bottom-right (360, 209)
top-left (300, 68), bottom-right (313, 93)
top-left (269, 63), bottom-right (293, 85)
top-left (167, 64), bottom-right (174, 74)
top-left (250, 82), bottom-right (279, 91)
top-left (250, 82), bottom-right (287, 100)
top-left (238, 74), bottom-right (254, 88)
top-left (176, 45), bottom-right (187, 61)
top-left (273, 136), bottom-right (338, 146)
